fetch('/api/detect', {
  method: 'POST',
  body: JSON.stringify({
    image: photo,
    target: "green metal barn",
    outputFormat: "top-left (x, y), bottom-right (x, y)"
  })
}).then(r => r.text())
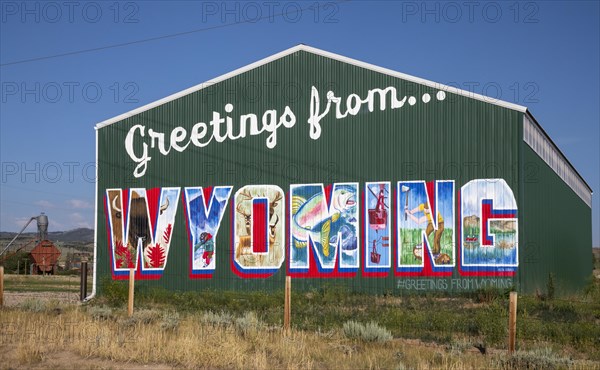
top-left (90, 45), bottom-right (592, 297)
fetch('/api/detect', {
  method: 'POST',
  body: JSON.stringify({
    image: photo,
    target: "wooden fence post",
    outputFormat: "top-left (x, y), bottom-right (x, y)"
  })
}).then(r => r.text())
top-left (80, 261), bottom-right (88, 301)
top-left (128, 268), bottom-right (135, 317)
top-left (0, 266), bottom-right (4, 307)
top-left (508, 291), bottom-right (517, 354)
top-left (284, 276), bottom-right (291, 335)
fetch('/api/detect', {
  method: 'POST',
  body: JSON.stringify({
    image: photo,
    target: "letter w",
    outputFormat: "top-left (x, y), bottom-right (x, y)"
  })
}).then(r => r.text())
top-left (105, 187), bottom-right (180, 279)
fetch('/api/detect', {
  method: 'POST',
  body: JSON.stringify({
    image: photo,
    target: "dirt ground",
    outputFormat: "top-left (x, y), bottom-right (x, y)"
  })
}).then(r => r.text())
top-left (2, 291), bottom-right (80, 307)
top-left (2, 275), bottom-right (81, 306)
top-left (0, 345), bottom-right (174, 370)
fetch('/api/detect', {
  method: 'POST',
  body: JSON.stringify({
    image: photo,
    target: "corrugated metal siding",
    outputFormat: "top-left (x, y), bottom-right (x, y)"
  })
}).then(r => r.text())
top-left (519, 144), bottom-right (592, 294)
top-left (96, 50), bottom-right (523, 294)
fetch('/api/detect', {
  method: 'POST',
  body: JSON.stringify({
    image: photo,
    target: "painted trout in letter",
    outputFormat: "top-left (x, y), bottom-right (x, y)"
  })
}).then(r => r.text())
top-left (291, 188), bottom-right (356, 257)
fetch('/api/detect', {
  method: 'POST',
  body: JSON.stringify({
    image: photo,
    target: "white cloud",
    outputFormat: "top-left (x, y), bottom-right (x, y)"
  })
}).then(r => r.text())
top-left (70, 212), bottom-right (83, 221)
top-left (13, 216), bottom-right (35, 228)
top-left (49, 219), bottom-right (66, 230)
top-left (34, 200), bottom-right (55, 208)
top-left (69, 212), bottom-right (92, 229)
top-left (8, 215), bottom-right (64, 232)
top-left (67, 199), bottom-right (93, 209)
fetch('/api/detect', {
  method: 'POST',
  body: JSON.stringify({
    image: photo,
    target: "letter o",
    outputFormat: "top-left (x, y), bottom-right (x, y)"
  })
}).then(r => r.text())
top-left (42, 82), bottom-right (62, 103)
top-left (482, 2), bottom-right (501, 23)
top-left (83, 82), bottom-right (102, 103)
top-left (82, 2), bottom-right (102, 23)
top-left (282, 2), bottom-right (302, 23)
top-left (42, 2), bottom-right (62, 23)
top-left (42, 162), bottom-right (62, 183)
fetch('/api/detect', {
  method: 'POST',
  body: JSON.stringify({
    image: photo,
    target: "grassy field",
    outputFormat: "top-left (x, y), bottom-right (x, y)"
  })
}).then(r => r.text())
top-left (0, 306), bottom-right (497, 369)
top-left (1, 250), bottom-right (599, 369)
top-left (1, 289), bottom-right (598, 369)
top-left (3, 274), bottom-right (80, 292)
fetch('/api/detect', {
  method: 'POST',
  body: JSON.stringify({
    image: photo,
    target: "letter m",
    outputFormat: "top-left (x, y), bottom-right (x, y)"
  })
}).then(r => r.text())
top-left (288, 183), bottom-right (359, 277)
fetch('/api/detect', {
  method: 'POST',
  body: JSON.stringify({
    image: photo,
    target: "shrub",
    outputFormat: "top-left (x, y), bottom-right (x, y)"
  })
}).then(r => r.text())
top-left (473, 287), bottom-right (505, 304)
top-left (120, 308), bottom-right (161, 327)
top-left (19, 298), bottom-right (46, 312)
top-left (132, 308), bottom-right (161, 324)
top-left (234, 312), bottom-right (262, 337)
top-left (584, 274), bottom-right (600, 300)
top-left (446, 337), bottom-right (472, 355)
top-left (468, 301), bottom-right (507, 346)
top-left (496, 347), bottom-right (573, 369)
top-left (100, 277), bottom-right (128, 306)
top-left (88, 305), bottom-right (114, 320)
top-left (547, 273), bottom-right (555, 300)
top-left (44, 300), bottom-right (64, 315)
top-left (343, 321), bottom-right (392, 342)
top-left (2, 251), bottom-right (30, 274)
top-left (160, 311), bottom-right (180, 331)
top-left (201, 310), bottom-right (234, 326)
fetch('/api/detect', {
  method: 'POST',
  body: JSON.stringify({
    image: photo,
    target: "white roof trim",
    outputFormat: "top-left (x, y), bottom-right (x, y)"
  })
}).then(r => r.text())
top-left (524, 110), bottom-right (593, 194)
top-left (95, 44), bottom-right (527, 129)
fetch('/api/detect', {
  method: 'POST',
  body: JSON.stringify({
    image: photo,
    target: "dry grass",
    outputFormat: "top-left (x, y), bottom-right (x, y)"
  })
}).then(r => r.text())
top-left (3, 274), bottom-right (600, 370)
top-left (0, 305), bottom-right (505, 370)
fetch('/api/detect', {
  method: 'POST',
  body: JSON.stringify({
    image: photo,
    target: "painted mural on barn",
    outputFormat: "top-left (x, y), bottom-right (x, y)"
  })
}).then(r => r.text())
top-left (232, 185), bottom-right (286, 278)
top-left (103, 179), bottom-right (518, 279)
top-left (460, 179), bottom-right (518, 273)
top-left (105, 187), bottom-right (180, 278)
top-left (364, 182), bottom-right (392, 276)
top-left (183, 186), bottom-right (232, 278)
top-left (398, 181), bottom-right (455, 275)
top-left (289, 183), bottom-right (360, 276)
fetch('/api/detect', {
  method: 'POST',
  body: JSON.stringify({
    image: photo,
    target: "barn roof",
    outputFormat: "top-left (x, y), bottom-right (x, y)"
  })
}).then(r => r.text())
top-left (94, 44), bottom-right (592, 201)
top-left (95, 44), bottom-right (528, 129)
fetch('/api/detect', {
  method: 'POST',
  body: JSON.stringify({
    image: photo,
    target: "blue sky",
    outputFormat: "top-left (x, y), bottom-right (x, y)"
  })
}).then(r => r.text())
top-left (1, 1), bottom-right (598, 245)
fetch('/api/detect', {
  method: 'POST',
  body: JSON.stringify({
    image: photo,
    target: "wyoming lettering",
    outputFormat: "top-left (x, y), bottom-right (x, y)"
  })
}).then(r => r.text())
top-left (104, 178), bottom-right (518, 280)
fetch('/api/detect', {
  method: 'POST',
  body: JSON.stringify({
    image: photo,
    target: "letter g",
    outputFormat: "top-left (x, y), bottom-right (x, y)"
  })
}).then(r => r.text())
top-left (125, 124), bottom-right (151, 178)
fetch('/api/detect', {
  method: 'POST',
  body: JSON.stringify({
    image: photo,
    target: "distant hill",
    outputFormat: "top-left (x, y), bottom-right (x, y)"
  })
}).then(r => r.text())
top-left (490, 220), bottom-right (517, 233)
top-left (0, 228), bottom-right (94, 243)
top-left (463, 215), bottom-right (479, 229)
top-left (53, 228), bottom-right (94, 243)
